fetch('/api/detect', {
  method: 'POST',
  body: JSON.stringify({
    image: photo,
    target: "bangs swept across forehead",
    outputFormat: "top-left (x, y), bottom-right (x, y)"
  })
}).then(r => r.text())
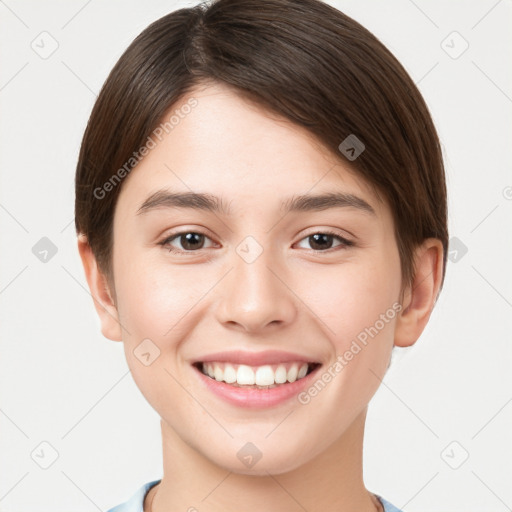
top-left (75, 0), bottom-right (448, 292)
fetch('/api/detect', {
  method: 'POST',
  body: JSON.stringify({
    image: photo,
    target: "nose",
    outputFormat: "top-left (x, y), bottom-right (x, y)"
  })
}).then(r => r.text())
top-left (215, 242), bottom-right (297, 333)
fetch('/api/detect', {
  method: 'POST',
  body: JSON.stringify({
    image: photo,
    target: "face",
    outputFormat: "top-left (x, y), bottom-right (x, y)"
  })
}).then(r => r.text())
top-left (108, 82), bottom-right (402, 474)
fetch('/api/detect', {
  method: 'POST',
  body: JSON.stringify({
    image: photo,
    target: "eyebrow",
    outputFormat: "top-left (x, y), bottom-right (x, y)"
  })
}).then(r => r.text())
top-left (136, 190), bottom-right (376, 217)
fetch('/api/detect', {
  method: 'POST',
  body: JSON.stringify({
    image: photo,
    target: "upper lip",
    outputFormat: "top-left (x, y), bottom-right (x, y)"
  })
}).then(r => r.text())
top-left (193, 350), bottom-right (321, 367)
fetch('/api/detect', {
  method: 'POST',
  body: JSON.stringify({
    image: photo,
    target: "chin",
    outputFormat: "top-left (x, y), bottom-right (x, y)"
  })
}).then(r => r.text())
top-left (212, 446), bottom-right (309, 477)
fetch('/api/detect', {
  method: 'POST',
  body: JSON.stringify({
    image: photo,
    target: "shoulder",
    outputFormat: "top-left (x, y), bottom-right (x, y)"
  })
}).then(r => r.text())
top-left (106, 480), bottom-right (161, 512)
top-left (376, 494), bottom-right (405, 512)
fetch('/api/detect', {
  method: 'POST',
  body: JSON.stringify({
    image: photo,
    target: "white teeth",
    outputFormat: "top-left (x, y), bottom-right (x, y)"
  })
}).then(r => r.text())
top-left (275, 365), bottom-right (287, 384)
top-left (200, 362), bottom-right (312, 387)
top-left (214, 365), bottom-right (223, 381)
top-left (237, 364), bottom-right (255, 385)
top-left (255, 365), bottom-right (274, 386)
top-left (297, 363), bottom-right (308, 379)
top-left (287, 365), bottom-right (298, 383)
top-left (223, 364), bottom-right (237, 384)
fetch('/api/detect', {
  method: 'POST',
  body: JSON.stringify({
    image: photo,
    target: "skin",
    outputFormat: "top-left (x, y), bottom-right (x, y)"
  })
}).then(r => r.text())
top-left (78, 81), bottom-right (444, 512)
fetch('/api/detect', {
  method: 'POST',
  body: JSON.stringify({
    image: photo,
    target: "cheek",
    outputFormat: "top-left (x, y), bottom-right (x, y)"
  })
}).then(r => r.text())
top-left (291, 254), bottom-right (401, 403)
top-left (116, 262), bottom-right (193, 340)
top-left (113, 248), bottom-right (221, 363)
top-left (114, 256), bottom-right (207, 406)
top-left (297, 256), bottom-right (400, 339)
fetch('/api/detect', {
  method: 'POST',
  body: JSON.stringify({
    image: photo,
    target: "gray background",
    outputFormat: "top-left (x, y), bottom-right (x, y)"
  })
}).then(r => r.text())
top-left (0, 0), bottom-right (511, 510)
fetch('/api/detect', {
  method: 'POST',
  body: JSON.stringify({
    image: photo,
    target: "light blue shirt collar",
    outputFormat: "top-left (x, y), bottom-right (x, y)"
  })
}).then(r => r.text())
top-left (106, 480), bottom-right (405, 512)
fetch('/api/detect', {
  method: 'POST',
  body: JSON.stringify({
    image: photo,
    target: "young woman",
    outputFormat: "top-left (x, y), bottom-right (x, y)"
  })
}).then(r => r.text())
top-left (75, 1), bottom-right (448, 510)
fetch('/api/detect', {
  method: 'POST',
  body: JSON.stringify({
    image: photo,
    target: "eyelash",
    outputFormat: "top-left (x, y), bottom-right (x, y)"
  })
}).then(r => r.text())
top-left (158, 229), bottom-right (354, 256)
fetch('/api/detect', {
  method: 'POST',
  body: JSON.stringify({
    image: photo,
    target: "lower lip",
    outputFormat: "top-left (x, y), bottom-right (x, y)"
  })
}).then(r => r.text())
top-left (192, 364), bottom-right (322, 409)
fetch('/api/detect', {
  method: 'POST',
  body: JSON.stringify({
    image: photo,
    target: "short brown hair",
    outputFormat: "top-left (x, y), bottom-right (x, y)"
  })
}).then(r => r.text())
top-left (75, 0), bottom-right (448, 293)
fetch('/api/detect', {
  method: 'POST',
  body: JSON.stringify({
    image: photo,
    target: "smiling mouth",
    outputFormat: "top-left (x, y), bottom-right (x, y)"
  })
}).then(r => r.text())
top-left (192, 361), bottom-right (321, 389)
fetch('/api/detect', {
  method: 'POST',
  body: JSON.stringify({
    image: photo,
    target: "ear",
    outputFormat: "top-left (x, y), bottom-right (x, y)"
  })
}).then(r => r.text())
top-left (77, 234), bottom-right (123, 341)
top-left (394, 238), bottom-right (444, 348)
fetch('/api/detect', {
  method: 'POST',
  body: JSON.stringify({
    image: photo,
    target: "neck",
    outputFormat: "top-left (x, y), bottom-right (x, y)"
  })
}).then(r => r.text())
top-left (148, 408), bottom-right (381, 512)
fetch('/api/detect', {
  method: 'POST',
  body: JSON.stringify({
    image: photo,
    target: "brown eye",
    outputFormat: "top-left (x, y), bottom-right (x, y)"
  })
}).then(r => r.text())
top-left (296, 231), bottom-right (354, 252)
top-left (160, 231), bottom-right (215, 253)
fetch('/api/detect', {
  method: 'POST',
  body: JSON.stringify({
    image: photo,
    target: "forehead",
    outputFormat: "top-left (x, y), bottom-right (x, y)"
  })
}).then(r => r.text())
top-left (116, 82), bottom-right (385, 219)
